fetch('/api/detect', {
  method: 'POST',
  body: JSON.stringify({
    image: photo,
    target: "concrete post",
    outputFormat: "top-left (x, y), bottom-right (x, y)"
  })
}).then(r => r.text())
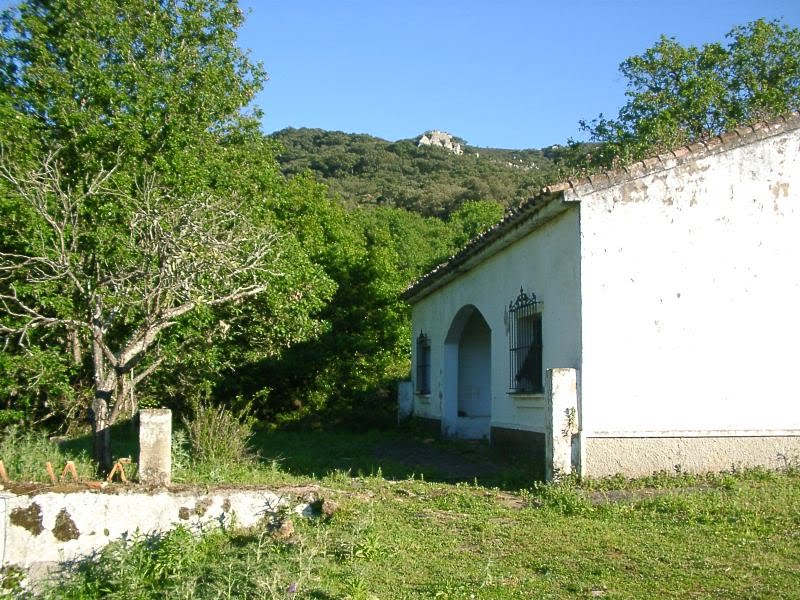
top-left (397, 380), bottom-right (413, 423)
top-left (139, 409), bottom-right (172, 486)
top-left (544, 368), bottom-right (579, 482)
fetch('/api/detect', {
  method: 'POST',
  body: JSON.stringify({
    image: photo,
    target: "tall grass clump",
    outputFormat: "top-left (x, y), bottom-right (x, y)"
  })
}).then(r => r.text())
top-left (0, 426), bottom-right (94, 482)
top-left (183, 402), bottom-right (255, 464)
top-left (173, 403), bottom-right (301, 485)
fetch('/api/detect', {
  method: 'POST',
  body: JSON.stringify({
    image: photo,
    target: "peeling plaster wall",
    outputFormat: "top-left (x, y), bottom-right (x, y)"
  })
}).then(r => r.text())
top-left (578, 126), bottom-right (800, 440)
top-left (0, 488), bottom-right (290, 571)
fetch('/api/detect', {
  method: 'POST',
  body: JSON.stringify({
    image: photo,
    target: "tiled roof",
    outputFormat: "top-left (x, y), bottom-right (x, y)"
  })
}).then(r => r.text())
top-left (403, 111), bottom-right (800, 302)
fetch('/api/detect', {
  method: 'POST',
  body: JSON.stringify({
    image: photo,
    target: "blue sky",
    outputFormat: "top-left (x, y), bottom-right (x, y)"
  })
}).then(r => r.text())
top-left (239, 0), bottom-right (800, 149)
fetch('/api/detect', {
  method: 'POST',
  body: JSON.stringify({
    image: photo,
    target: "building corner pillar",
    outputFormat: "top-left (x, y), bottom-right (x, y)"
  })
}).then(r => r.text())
top-left (545, 368), bottom-right (580, 481)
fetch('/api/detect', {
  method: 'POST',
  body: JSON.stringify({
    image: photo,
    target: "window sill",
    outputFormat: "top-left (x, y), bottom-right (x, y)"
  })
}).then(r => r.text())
top-left (415, 393), bottom-right (431, 404)
top-left (508, 391), bottom-right (544, 398)
top-left (508, 392), bottom-right (545, 408)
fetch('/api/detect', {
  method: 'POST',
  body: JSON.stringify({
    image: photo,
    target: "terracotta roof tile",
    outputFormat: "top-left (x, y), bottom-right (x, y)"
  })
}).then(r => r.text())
top-left (719, 130), bottom-right (741, 145)
top-left (671, 146), bottom-right (691, 159)
top-left (542, 181), bottom-right (571, 194)
top-left (588, 172), bottom-right (611, 186)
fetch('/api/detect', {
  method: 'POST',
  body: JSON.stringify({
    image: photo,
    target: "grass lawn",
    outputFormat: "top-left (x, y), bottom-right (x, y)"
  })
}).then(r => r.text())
top-left (46, 467), bottom-right (800, 599)
top-left (9, 424), bottom-right (796, 599)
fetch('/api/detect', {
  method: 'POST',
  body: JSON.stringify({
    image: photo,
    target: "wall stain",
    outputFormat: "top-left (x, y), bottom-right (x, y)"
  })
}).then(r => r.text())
top-left (9, 503), bottom-right (43, 536)
top-left (770, 181), bottom-right (789, 200)
top-left (618, 180), bottom-right (648, 204)
top-left (53, 508), bottom-right (80, 541)
top-left (194, 496), bottom-right (212, 516)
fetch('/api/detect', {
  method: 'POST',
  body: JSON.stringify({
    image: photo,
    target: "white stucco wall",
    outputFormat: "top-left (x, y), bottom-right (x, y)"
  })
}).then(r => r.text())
top-left (1, 486), bottom-right (320, 572)
top-left (578, 126), bottom-right (800, 436)
top-left (411, 207), bottom-right (581, 437)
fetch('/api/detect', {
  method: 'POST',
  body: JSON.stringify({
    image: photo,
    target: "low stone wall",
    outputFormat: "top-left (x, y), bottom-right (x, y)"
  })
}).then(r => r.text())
top-left (0, 484), bottom-right (318, 574)
top-left (583, 434), bottom-right (800, 478)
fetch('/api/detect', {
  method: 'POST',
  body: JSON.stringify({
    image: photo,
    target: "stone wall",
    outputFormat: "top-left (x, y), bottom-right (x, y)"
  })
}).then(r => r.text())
top-left (0, 485), bottom-right (321, 576)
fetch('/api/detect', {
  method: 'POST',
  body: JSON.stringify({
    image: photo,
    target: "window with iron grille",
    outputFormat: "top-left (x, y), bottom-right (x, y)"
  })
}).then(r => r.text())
top-left (416, 332), bottom-right (431, 394)
top-left (506, 289), bottom-right (543, 393)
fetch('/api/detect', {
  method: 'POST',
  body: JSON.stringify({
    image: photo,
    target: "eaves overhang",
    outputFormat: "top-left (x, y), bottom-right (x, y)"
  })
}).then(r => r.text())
top-left (402, 190), bottom-right (574, 304)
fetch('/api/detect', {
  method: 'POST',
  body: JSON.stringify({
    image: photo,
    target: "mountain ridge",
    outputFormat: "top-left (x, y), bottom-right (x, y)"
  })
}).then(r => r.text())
top-left (268, 127), bottom-right (567, 217)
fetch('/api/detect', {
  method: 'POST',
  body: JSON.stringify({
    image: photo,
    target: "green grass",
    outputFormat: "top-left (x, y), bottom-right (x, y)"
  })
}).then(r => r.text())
top-left (0, 427), bottom-right (96, 482)
top-left (7, 423), bottom-right (799, 598)
top-left (42, 461), bottom-right (800, 599)
top-left (42, 422), bottom-right (540, 489)
top-left (47, 471), bottom-right (800, 599)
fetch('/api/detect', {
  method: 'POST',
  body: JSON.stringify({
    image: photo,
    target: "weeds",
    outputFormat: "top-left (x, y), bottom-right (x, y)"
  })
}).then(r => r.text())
top-left (50, 521), bottom-right (320, 600)
top-left (11, 426), bottom-right (800, 598)
top-left (170, 429), bottom-right (192, 483)
top-left (527, 479), bottom-right (592, 515)
top-left (182, 402), bottom-right (256, 466)
top-left (0, 426), bottom-right (94, 482)
top-left (35, 465), bottom-right (800, 599)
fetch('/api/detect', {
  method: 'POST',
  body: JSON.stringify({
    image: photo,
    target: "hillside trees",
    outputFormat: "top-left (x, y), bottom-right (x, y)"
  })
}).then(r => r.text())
top-left (270, 128), bottom-right (556, 216)
top-left (216, 196), bottom-right (504, 429)
top-left (215, 189), bottom-right (450, 427)
top-left (0, 0), bottom-right (334, 469)
top-left (580, 19), bottom-right (800, 167)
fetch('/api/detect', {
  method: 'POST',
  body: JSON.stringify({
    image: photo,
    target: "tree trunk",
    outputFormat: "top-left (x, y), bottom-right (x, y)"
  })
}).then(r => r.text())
top-left (92, 389), bottom-right (114, 475)
top-left (115, 372), bottom-right (138, 418)
top-left (91, 325), bottom-right (115, 474)
top-left (68, 328), bottom-right (82, 365)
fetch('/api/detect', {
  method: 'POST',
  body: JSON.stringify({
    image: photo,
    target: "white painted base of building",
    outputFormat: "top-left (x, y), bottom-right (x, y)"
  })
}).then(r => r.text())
top-left (582, 433), bottom-right (800, 478)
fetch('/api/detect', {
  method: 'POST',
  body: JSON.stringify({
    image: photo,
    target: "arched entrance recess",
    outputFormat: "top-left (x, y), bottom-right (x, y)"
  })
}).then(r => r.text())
top-left (442, 305), bottom-right (492, 439)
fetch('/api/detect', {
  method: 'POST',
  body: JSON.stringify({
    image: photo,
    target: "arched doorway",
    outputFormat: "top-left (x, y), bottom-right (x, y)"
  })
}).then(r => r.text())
top-left (443, 305), bottom-right (492, 439)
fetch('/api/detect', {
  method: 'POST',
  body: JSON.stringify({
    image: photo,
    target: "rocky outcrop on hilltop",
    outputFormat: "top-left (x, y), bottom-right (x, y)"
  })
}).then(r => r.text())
top-left (417, 130), bottom-right (463, 155)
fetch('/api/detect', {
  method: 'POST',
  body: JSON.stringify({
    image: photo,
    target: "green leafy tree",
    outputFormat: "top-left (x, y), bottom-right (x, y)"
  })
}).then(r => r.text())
top-left (581, 19), bottom-right (800, 166)
top-left (447, 200), bottom-right (505, 249)
top-left (0, 152), bottom-right (330, 470)
top-left (0, 0), bottom-right (264, 185)
top-left (221, 201), bottom-right (458, 429)
top-left (0, 0), bottom-right (333, 470)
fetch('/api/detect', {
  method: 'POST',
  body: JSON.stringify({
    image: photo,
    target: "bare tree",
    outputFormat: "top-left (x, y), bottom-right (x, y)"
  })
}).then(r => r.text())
top-left (0, 153), bottom-right (284, 471)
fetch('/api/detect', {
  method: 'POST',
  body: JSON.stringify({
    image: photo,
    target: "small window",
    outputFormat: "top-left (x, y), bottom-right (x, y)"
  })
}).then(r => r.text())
top-left (507, 289), bottom-right (543, 393)
top-left (416, 332), bottom-right (431, 394)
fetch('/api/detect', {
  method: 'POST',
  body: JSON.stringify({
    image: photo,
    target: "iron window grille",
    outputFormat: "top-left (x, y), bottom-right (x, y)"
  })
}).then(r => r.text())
top-left (506, 288), bottom-right (543, 394)
top-left (416, 332), bottom-right (431, 394)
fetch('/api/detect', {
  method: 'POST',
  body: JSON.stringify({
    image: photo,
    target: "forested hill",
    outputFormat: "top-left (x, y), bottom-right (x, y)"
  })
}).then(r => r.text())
top-left (268, 128), bottom-right (565, 216)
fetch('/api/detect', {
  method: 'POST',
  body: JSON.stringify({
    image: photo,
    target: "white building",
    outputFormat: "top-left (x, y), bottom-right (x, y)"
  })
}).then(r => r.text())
top-left (404, 113), bottom-right (800, 479)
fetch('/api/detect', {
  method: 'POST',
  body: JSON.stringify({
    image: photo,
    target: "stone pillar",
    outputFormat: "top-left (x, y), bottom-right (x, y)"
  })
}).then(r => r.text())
top-left (139, 409), bottom-right (172, 486)
top-left (397, 380), bottom-right (413, 423)
top-left (544, 368), bottom-right (579, 482)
